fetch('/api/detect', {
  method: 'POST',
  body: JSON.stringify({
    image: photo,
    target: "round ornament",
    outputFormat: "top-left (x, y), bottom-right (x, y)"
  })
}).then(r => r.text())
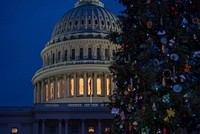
top-left (147, 20), bottom-right (153, 29)
top-left (192, 17), bottom-right (199, 24)
top-left (170, 53), bottom-right (179, 61)
top-left (173, 84), bottom-right (182, 93)
top-left (160, 37), bottom-right (167, 44)
top-left (163, 69), bottom-right (172, 79)
top-left (162, 94), bottom-right (170, 103)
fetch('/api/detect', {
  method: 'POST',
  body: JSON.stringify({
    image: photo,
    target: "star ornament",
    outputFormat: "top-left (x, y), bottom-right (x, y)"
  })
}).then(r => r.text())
top-left (167, 108), bottom-right (175, 117)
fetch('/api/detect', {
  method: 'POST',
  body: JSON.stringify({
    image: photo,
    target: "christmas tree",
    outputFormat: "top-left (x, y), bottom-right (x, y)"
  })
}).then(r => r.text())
top-left (108, 0), bottom-right (200, 133)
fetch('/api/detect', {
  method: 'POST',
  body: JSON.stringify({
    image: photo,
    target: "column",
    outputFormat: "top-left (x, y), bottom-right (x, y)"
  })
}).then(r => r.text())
top-left (55, 76), bottom-right (58, 99)
top-left (42, 119), bottom-right (45, 134)
top-left (34, 85), bottom-right (36, 103)
top-left (98, 119), bottom-right (102, 134)
top-left (73, 73), bottom-right (77, 97)
top-left (65, 119), bottom-right (68, 134)
top-left (41, 80), bottom-right (44, 102)
top-left (111, 76), bottom-right (115, 93)
top-left (103, 73), bottom-right (107, 96)
top-left (37, 82), bottom-right (40, 103)
top-left (81, 119), bottom-right (85, 134)
top-left (58, 119), bottom-right (62, 134)
top-left (66, 75), bottom-right (70, 97)
top-left (84, 73), bottom-right (87, 97)
top-left (34, 120), bottom-right (38, 134)
top-left (64, 75), bottom-right (67, 98)
top-left (93, 73), bottom-right (97, 97)
top-left (48, 78), bottom-right (51, 101)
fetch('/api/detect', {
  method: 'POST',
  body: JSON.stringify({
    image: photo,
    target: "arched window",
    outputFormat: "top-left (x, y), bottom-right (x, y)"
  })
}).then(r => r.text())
top-left (50, 81), bottom-right (54, 99)
top-left (70, 78), bottom-right (74, 96)
top-left (106, 77), bottom-right (111, 95)
top-left (45, 83), bottom-right (48, 101)
top-left (80, 48), bottom-right (83, 59)
top-left (97, 48), bottom-right (101, 59)
top-left (58, 51), bottom-right (61, 62)
top-left (97, 76), bottom-right (102, 95)
top-left (72, 49), bottom-right (75, 60)
top-left (79, 77), bottom-right (84, 95)
top-left (88, 48), bottom-right (92, 59)
top-left (88, 77), bottom-right (93, 95)
top-left (105, 49), bottom-right (109, 60)
top-left (64, 50), bottom-right (67, 61)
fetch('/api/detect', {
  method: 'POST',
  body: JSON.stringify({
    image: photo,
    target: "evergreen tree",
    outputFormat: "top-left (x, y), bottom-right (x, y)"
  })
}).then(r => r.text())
top-left (108, 0), bottom-right (200, 133)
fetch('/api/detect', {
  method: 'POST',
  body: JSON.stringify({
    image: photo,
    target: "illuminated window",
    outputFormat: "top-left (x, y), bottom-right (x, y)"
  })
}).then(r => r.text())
top-left (61, 79), bottom-right (64, 98)
top-left (57, 80), bottom-right (60, 98)
top-left (45, 84), bottom-right (48, 101)
top-left (88, 77), bottom-right (93, 95)
top-left (11, 128), bottom-right (17, 133)
top-left (97, 77), bottom-right (102, 95)
top-left (70, 78), bottom-right (74, 96)
top-left (88, 127), bottom-right (94, 133)
top-left (106, 78), bottom-right (111, 95)
top-left (79, 78), bottom-right (84, 95)
top-left (50, 82), bottom-right (54, 99)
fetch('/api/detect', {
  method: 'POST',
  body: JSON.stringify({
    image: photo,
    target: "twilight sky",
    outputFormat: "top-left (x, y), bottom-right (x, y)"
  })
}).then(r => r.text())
top-left (0, 0), bottom-right (125, 106)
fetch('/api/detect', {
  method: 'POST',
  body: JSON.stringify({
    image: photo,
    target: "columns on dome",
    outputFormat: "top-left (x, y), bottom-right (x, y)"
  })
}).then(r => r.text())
top-left (41, 80), bottom-right (44, 102)
top-left (84, 72), bottom-right (87, 97)
top-left (55, 76), bottom-right (58, 99)
top-left (33, 119), bottom-right (39, 134)
top-left (93, 73), bottom-right (97, 97)
top-left (66, 75), bottom-right (70, 98)
top-left (37, 82), bottom-right (40, 103)
top-left (73, 73), bottom-right (77, 97)
top-left (34, 85), bottom-right (37, 103)
top-left (103, 73), bottom-right (107, 96)
top-left (48, 78), bottom-right (51, 101)
top-left (64, 75), bottom-right (67, 98)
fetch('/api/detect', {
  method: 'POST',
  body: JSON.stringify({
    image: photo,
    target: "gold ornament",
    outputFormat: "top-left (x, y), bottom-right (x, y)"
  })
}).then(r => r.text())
top-left (167, 108), bottom-right (175, 117)
top-left (147, 20), bottom-right (153, 29)
top-left (163, 116), bottom-right (169, 122)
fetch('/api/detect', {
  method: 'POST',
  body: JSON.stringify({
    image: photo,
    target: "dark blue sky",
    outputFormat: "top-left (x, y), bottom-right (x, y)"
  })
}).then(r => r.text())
top-left (0, 0), bottom-right (124, 106)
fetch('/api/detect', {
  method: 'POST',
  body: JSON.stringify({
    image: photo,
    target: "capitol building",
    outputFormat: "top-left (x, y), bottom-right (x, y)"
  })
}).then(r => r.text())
top-left (0, 0), bottom-right (120, 134)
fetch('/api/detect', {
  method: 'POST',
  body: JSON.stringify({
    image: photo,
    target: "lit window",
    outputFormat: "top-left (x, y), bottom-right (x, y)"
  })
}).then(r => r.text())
top-left (70, 78), bottom-right (74, 96)
top-left (107, 78), bottom-right (111, 95)
top-left (45, 84), bottom-right (48, 101)
top-left (97, 77), bottom-right (102, 95)
top-left (88, 127), bottom-right (94, 133)
top-left (79, 78), bottom-right (84, 95)
top-left (61, 79), bottom-right (64, 98)
top-left (88, 77), bottom-right (93, 95)
top-left (57, 80), bottom-right (60, 98)
top-left (50, 82), bottom-right (54, 99)
top-left (11, 128), bottom-right (17, 133)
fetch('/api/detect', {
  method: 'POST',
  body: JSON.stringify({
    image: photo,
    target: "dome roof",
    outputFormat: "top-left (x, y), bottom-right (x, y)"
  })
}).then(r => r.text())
top-left (51, 0), bottom-right (120, 40)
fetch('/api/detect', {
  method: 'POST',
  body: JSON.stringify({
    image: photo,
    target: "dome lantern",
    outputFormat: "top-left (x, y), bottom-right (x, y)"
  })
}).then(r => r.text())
top-left (74, 0), bottom-right (104, 7)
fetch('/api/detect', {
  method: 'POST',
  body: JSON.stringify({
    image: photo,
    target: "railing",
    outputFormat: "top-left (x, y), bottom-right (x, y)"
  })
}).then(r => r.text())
top-left (34, 103), bottom-right (109, 111)
top-left (36, 60), bottom-right (110, 74)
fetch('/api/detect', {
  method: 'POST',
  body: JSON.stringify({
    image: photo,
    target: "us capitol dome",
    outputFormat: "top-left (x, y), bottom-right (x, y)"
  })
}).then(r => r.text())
top-left (32, 0), bottom-right (120, 104)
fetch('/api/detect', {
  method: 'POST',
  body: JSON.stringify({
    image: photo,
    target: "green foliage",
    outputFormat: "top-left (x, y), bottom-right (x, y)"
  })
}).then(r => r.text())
top-left (109, 0), bottom-right (200, 133)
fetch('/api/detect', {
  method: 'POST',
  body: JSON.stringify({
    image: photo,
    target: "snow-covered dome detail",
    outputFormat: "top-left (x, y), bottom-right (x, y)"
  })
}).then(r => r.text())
top-left (51, 0), bottom-right (120, 41)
